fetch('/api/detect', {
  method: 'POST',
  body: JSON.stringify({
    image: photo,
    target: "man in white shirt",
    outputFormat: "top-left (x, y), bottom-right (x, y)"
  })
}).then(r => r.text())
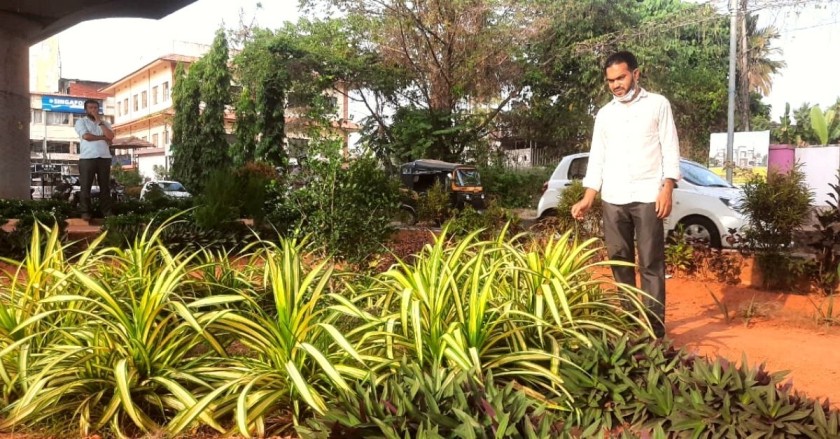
top-left (571, 51), bottom-right (681, 338)
top-left (74, 100), bottom-right (115, 221)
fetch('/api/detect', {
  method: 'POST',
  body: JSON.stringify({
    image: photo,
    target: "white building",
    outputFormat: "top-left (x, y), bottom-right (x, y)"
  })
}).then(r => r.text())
top-left (100, 54), bottom-right (201, 179)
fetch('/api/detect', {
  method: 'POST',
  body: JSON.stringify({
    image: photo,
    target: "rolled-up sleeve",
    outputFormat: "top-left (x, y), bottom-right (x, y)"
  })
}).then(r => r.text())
top-left (582, 114), bottom-right (606, 192)
top-left (74, 119), bottom-right (88, 140)
top-left (658, 99), bottom-right (681, 181)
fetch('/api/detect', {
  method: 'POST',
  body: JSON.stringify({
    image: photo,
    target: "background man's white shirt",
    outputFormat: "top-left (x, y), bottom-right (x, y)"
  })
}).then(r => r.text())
top-left (74, 117), bottom-right (112, 159)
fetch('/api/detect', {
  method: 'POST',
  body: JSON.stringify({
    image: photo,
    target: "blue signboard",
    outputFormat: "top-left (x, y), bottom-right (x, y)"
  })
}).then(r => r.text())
top-left (41, 95), bottom-right (103, 114)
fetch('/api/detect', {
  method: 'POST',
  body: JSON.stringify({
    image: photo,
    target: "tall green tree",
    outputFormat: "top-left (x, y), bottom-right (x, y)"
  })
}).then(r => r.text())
top-left (519, 0), bottom-right (729, 161)
top-left (302, 0), bottom-right (533, 163)
top-left (171, 29), bottom-right (232, 193)
top-left (170, 62), bottom-right (204, 192)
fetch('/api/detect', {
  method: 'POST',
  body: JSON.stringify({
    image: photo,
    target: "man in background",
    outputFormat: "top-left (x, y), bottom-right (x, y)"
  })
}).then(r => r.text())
top-left (74, 99), bottom-right (115, 221)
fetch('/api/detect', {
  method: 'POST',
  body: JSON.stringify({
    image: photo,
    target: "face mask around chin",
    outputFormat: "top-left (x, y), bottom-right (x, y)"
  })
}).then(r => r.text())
top-left (614, 85), bottom-right (636, 102)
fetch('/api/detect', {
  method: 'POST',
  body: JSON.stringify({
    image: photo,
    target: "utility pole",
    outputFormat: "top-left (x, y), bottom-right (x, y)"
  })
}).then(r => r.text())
top-left (726, 0), bottom-right (738, 183)
top-left (738, 0), bottom-right (751, 131)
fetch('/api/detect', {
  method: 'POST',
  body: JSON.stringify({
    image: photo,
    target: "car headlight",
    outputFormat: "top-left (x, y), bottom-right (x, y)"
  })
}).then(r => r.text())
top-left (465, 194), bottom-right (472, 200)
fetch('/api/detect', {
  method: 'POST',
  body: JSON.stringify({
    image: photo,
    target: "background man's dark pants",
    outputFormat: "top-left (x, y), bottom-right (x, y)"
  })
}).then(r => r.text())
top-left (79, 158), bottom-right (112, 217)
top-left (602, 201), bottom-right (666, 337)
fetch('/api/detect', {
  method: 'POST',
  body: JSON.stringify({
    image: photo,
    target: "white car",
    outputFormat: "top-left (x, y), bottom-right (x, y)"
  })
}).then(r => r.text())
top-left (537, 153), bottom-right (746, 248)
top-left (140, 180), bottom-right (191, 200)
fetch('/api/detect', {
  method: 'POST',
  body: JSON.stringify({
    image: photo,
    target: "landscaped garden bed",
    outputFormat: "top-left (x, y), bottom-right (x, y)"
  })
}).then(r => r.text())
top-left (1, 221), bottom-right (839, 438)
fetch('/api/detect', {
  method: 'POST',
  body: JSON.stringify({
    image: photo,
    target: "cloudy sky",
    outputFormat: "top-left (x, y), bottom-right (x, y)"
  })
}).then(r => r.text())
top-left (32, 0), bottom-right (839, 122)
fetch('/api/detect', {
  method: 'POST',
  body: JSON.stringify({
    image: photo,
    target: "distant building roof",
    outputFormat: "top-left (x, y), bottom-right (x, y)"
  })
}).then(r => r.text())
top-left (66, 82), bottom-right (111, 99)
top-left (100, 54), bottom-right (200, 93)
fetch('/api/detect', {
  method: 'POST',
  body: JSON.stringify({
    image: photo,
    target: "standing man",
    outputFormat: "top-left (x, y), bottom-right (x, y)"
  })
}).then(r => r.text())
top-left (571, 51), bottom-right (680, 338)
top-left (74, 99), bottom-right (115, 221)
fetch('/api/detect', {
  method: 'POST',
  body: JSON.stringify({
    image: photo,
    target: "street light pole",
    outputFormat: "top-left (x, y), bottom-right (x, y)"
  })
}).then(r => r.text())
top-left (725, 0), bottom-right (738, 184)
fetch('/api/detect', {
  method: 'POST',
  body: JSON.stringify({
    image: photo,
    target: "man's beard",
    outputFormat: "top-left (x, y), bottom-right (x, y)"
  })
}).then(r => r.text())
top-left (613, 78), bottom-right (637, 103)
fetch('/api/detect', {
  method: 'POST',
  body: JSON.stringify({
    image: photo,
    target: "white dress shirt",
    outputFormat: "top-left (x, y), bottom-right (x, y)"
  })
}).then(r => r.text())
top-left (74, 117), bottom-right (112, 159)
top-left (582, 88), bottom-right (681, 205)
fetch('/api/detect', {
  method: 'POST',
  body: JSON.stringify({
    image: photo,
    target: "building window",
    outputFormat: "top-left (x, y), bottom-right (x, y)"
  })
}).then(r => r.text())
top-left (123, 98), bottom-right (128, 114)
top-left (142, 91), bottom-right (148, 108)
top-left (46, 112), bottom-right (71, 126)
top-left (164, 128), bottom-right (170, 145)
top-left (32, 109), bottom-right (43, 124)
top-left (30, 141), bottom-right (71, 154)
top-left (152, 86), bottom-right (159, 105)
top-left (133, 95), bottom-right (139, 111)
top-left (162, 82), bottom-right (170, 102)
top-left (152, 133), bottom-right (159, 147)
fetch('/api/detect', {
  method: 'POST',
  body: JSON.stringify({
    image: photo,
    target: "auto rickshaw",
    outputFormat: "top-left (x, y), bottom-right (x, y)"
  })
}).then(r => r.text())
top-left (399, 159), bottom-right (486, 212)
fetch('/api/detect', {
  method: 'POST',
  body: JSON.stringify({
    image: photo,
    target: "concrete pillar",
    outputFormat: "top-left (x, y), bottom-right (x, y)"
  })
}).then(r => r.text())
top-left (0, 30), bottom-right (31, 200)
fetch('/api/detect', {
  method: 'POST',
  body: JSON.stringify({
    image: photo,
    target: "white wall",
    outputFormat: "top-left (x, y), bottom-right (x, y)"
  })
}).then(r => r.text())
top-left (137, 154), bottom-right (167, 180)
top-left (113, 64), bottom-right (175, 126)
top-left (795, 146), bottom-right (840, 207)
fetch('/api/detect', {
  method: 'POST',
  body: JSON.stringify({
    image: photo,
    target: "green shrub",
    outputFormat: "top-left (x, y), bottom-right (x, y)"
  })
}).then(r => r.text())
top-left (738, 166), bottom-right (813, 288)
top-left (0, 211), bottom-right (69, 259)
top-left (194, 168), bottom-right (241, 229)
top-left (416, 180), bottom-right (451, 225)
top-left (534, 180), bottom-right (602, 239)
top-left (283, 155), bottom-right (400, 262)
top-left (111, 165), bottom-right (142, 187)
top-left (479, 165), bottom-right (553, 209)
top-left (445, 200), bottom-right (520, 239)
top-left (560, 333), bottom-right (840, 437)
top-left (298, 362), bottom-right (564, 438)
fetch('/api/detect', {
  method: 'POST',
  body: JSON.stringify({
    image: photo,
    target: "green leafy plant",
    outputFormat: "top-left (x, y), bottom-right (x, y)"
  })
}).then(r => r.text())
top-left (479, 166), bottom-right (553, 209)
top-left (665, 225), bottom-right (695, 276)
top-left (738, 166), bottom-right (814, 289)
top-left (298, 362), bottom-right (564, 438)
top-left (207, 237), bottom-right (368, 436)
top-left (810, 105), bottom-right (840, 145)
top-left (548, 180), bottom-right (603, 239)
top-left (416, 180), bottom-right (451, 225)
top-left (708, 288), bottom-right (733, 325)
top-left (0, 221), bottom-right (235, 437)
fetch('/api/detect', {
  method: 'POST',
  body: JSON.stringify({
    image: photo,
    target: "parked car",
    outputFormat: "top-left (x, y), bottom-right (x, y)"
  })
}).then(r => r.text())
top-left (537, 153), bottom-right (746, 248)
top-left (139, 180), bottom-right (191, 201)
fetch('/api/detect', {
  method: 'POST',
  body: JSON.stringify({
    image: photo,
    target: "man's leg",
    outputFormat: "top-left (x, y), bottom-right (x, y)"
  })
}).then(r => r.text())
top-left (601, 202), bottom-right (637, 288)
top-left (78, 159), bottom-right (95, 220)
top-left (631, 202), bottom-right (666, 338)
top-left (96, 158), bottom-right (112, 217)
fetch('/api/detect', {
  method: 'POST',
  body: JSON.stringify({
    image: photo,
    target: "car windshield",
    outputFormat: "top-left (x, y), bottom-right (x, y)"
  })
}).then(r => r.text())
top-left (680, 162), bottom-right (733, 188)
top-left (454, 168), bottom-right (481, 187)
top-left (161, 182), bottom-right (186, 192)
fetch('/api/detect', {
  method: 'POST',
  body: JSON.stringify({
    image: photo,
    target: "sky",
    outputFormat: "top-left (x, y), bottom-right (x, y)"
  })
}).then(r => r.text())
top-left (30, 0), bottom-right (840, 123)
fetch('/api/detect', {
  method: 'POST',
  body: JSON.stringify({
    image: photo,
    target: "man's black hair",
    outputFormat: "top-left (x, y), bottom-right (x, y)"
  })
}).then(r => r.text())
top-left (603, 51), bottom-right (639, 73)
top-left (83, 99), bottom-right (100, 109)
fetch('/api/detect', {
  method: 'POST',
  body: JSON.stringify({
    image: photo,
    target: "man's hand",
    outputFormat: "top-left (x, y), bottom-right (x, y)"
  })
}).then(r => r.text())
top-left (571, 188), bottom-right (598, 220)
top-left (655, 180), bottom-right (675, 219)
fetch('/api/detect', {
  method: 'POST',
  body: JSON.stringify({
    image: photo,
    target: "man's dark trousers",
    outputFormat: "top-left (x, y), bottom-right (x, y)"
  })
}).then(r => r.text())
top-left (79, 157), bottom-right (112, 217)
top-left (601, 201), bottom-right (666, 337)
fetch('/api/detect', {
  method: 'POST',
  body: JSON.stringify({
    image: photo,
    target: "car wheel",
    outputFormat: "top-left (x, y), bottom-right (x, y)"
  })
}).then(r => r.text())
top-left (679, 216), bottom-right (721, 248)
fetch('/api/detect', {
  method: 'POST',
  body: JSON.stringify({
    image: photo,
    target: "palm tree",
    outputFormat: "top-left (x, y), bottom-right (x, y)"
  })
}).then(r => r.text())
top-left (746, 15), bottom-right (786, 96)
